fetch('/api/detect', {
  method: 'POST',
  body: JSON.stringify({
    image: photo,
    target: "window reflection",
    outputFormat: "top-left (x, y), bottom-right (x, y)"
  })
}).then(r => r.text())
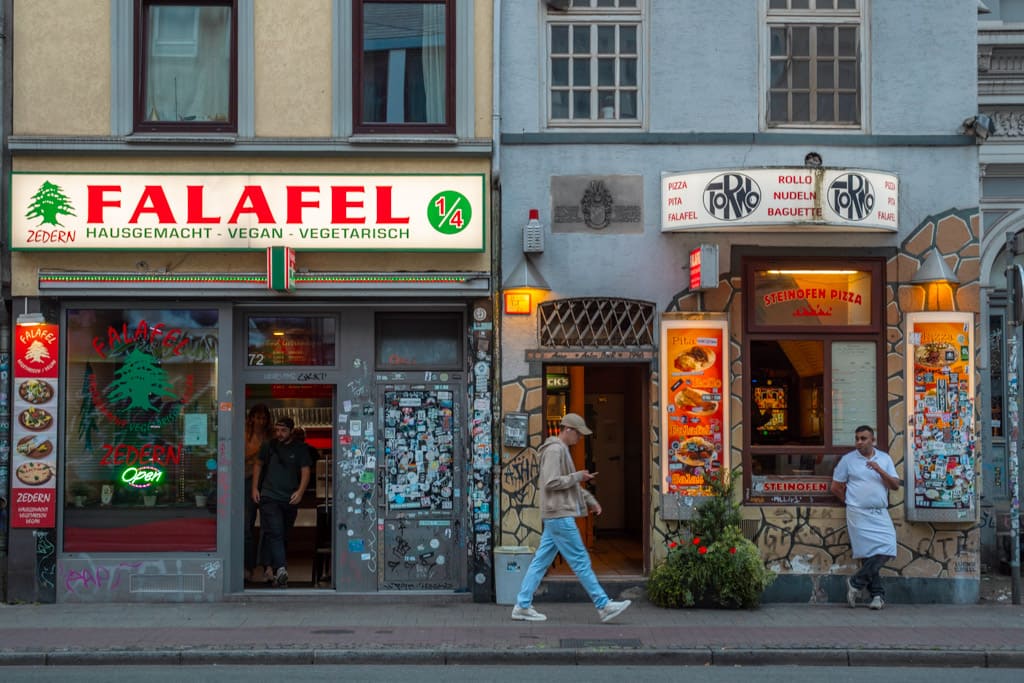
top-left (750, 340), bottom-right (824, 447)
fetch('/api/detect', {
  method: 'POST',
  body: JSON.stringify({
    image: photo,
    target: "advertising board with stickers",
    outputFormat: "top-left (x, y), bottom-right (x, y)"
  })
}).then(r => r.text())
top-left (905, 313), bottom-right (977, 523)
top-left (659, 316), bottom-right (730, 519)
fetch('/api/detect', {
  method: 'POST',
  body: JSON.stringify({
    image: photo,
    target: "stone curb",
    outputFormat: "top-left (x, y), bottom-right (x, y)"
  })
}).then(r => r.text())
top-left (0, 647), bottom-right (1022, 668)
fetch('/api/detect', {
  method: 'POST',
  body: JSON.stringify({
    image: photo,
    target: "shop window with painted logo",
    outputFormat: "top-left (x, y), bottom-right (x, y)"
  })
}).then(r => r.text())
top-left (246, 316), bottom-right (336, 367)
top-left (744, 259), bottom-right (885, 504)
top-left (62, 309), bottom-right (219, 552)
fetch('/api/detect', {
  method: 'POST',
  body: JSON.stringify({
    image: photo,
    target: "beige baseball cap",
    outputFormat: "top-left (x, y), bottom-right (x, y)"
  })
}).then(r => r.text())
top-left (560, 412), bottom-right (592, 435)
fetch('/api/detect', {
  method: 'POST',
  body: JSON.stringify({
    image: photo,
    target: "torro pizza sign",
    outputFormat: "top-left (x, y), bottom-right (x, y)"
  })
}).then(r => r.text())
top-left (11, 322), bottom-right (60, 528)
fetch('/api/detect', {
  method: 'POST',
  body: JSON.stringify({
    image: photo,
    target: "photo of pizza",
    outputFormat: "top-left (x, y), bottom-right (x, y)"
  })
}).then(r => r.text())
top-left (16, 435), bottom-right (53, 459)
top-left (18, 407), bottom-right (53, 432)
top-left (18, 378), bottom-right (54, 405)
top-left (16, 461), bottom-right (53, 486)
top-left (674, 436), bottom-right (718, 468)
top-left (674, 385), bottom-right (719, 416)
top-left (915, 342), bottom-right (957, 369)
top-left (673, 345), bottom-right (716, 373)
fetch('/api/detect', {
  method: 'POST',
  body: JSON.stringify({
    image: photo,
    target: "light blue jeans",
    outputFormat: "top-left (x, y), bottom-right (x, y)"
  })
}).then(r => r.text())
top-left (515, 516), bottom-right (609, 610)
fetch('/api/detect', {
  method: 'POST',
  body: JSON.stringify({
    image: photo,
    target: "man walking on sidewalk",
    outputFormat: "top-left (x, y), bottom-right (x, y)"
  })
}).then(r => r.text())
top-left (511, 412), bottom-right (631, 623)
top-left (252, 416), bottom-right (312, 588)
top-left (831, 424), bottom-right (901, 610)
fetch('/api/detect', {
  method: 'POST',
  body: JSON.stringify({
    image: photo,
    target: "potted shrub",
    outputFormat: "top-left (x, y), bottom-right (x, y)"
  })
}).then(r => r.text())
top-left (647, 468), bottom-right (776, 609)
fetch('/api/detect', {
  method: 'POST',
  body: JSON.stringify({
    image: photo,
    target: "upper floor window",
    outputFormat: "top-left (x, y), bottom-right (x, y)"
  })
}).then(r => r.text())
top-left (766, 0), bottom-right (862, 128)
top-left (134, 0), bottom-right (237, 133)
top-left (354, 0), bottom-right (455, 134)
top-left (546, 0), bottom-right (642, 126)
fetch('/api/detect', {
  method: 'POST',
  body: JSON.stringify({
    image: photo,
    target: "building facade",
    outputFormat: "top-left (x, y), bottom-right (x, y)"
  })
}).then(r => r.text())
top-left (2, 0), bottom-right (497, 603)
top-left (977, 0), bottom-right (1024, 578)
top-left (498, 0), bottom-right (984, 602)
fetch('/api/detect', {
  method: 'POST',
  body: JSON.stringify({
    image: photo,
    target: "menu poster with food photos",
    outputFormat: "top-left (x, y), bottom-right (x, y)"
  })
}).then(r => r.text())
top-left (11, 322), bottom-right (60, 528)
top-left (660, 316), bottom-right (729, 518)
top-left (905, 312), bottom-right (977, 523)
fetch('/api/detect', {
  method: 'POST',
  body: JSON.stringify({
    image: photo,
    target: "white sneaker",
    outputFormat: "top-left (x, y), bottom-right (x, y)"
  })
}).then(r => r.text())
top-left (846, 578), bottom-right (861, 608)
top-left (868, 595), bottom-right (885, 610)
top-left (511, 605), bottom-right (547, 622)
top-left (598, 599), bottom-right (631, 623)
top-left (275, 566), bottom-right (288, 588)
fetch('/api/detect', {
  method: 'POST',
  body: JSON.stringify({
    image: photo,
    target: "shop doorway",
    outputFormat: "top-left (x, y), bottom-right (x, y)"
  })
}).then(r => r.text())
top-left (245, 383), bottom-right (334, 590)
top-left (545, 364), bottom-right (646, 577)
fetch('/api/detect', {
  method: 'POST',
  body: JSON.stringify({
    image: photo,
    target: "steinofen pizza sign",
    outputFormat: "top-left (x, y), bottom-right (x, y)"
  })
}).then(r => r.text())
top-left (10, 172), bottom-right (485, 252)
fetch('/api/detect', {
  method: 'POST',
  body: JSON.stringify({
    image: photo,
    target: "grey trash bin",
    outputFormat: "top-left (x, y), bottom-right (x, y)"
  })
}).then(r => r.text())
top-left (494, 545), bottom-right (534, 605)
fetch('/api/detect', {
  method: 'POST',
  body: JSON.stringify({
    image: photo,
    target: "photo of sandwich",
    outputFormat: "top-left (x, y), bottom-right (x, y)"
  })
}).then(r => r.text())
top-left (673, 345), bottom-right (716, 373)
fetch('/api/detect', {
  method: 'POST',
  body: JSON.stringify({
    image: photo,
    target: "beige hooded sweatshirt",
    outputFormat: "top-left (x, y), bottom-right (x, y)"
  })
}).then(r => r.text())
top-left (537, 435), bottom-right (598, 520)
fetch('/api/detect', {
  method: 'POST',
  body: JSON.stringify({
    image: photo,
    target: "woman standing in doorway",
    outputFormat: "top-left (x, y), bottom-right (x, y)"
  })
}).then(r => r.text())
top-left (244, 403), bottom-right (273, 583)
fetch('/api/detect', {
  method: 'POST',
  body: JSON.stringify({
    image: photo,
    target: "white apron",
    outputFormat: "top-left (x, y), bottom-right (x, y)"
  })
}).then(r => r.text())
top-left (846, 506), bottom-right (896, 558)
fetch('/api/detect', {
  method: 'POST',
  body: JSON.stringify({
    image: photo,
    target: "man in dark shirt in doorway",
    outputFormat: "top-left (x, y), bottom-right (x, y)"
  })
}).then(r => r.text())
top-left (251, 416), bottom-right (312, 588)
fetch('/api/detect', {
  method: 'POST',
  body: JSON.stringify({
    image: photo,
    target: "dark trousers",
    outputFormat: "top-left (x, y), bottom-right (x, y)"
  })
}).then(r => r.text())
top-left (259, 498), bottom-right (298, 572)
top-left (850, 554), bottom-right (889, 598)
top-left (244, 477), bottom-right (259, 571)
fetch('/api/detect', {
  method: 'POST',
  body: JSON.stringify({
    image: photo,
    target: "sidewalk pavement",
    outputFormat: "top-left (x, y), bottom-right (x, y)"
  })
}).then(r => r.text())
top-left (1, 589), bottom-right (1023, 668)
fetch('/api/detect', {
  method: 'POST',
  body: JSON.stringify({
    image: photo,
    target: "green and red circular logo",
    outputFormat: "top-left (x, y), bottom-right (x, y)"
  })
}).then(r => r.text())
top-left (428, 190), bottom-right (472, 235)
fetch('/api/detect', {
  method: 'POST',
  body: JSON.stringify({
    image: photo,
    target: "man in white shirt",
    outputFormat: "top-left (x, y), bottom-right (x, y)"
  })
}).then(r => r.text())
top-left (830, 425), bottom-right (901, 610)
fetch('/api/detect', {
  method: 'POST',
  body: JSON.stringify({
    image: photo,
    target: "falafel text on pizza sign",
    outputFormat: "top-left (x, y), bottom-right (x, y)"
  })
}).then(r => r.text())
top-left (11, 322), bottom-right (60, 528)
top-left (659, 316), bottom-right (730, 517)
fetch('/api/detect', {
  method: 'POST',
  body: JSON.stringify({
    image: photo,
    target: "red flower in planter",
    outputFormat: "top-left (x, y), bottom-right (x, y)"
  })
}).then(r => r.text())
top-left (692, 537), bottom-right (701, 545)
top-left (698, 546), bottom-right (708, 554)
top-left (669, 541), bottom-right (678, 549)
top-left (729, 547), bottom-right (737, 554)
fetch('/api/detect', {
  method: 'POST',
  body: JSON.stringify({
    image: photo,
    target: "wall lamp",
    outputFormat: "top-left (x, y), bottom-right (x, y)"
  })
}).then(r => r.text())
top-left (16, 312), bottom-right (46, 326)
top-left (502, 256), bottom-right (550, 315)
top-left (961, 114), bottom-right (995, 142)
top-left (911, 248), bottom-right (959, 311)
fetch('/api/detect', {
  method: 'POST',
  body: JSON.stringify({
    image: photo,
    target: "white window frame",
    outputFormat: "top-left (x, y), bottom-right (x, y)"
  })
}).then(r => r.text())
top-left (761, 0), bottom-right (869, 132)
top-left (543, 0), bottom-right (646, 129)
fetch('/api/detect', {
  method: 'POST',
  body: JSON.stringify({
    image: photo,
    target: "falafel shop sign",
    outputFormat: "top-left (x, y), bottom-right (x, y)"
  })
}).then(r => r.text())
top-left (661, 167), bottom-right (898, 232)
top-left (10, 172), bottom-right (484, 251)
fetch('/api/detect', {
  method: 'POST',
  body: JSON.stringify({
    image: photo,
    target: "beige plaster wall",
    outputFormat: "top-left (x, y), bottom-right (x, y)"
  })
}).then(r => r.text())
top-left (474, 0), bottom-right (493, 139)
top-left (13, 0), bottom-right (111, 136)
top-left (11, 1), bottom-right (492, 139)
top-left (10, 156), bottom-right (490, 296)
top-left (254, 0), bottom-right (333, 137)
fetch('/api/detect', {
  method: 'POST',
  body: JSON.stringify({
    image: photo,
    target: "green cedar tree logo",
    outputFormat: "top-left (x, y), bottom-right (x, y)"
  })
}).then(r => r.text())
top-left (106, 347), bottom-right (180, 412)
top-left (25, 180), bottom-right (77, 227)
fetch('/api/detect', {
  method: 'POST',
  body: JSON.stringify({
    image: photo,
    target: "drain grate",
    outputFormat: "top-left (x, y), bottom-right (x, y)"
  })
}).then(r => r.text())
top-left (311, 629), bottom-right (355, 635)
top-left (559, 638), bottom-right (642, 649)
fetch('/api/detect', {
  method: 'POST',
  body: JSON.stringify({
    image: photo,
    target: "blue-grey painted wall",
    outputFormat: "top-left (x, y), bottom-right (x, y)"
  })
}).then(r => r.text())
top-left (499, 0), bottom-right (979, 379)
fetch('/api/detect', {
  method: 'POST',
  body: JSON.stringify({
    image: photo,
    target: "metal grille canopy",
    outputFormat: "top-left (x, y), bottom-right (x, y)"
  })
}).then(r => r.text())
top-left (538, 298), bottom-right (655, 348)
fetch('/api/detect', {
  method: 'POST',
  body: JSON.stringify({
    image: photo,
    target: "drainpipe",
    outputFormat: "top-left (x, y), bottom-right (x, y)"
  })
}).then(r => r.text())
top-left (490, 0), bottom-right (503, 549)
top-left (1007, 232), bottom-right (1022, 605)
top-left (0, 0), bottom-right (13, 596)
